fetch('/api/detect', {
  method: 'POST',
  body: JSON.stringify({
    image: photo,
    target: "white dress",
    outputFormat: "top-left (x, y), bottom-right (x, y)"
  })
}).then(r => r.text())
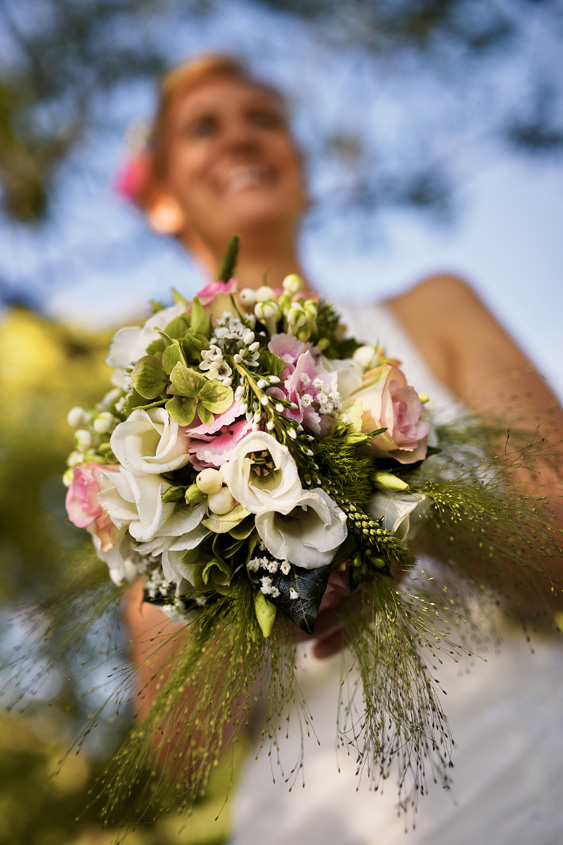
top-left (230, 303), bottom-right (563, 845)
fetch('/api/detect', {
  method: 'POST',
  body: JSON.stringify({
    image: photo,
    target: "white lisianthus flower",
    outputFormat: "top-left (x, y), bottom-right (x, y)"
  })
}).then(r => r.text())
top-left (319, 356), bottom-right (363, 400)
top-left (106, 302), bottom-right (187, 388)
top-left (110, 407), bottom-right (190, 474)
top-left (135, 503), bottom-right (209, 585)
top-left (92, 532), bottom-right (139, 585)
top-left (255, 488), bottom-right (348, 569)
top-left (368, 491), bottom-right (432, 544)
top-left (97, 467), bottom-right (173, 543)
top-left (221, 431), bottom-right (302, 515)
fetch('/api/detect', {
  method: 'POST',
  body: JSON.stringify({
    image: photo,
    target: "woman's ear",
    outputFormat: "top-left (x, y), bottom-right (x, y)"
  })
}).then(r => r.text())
top-left (146, 191), bottom-right (185, 236)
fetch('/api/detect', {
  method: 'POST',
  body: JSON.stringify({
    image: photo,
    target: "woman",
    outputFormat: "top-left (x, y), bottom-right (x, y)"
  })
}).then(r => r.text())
top-left (125, 55), bottom-right (563, 843)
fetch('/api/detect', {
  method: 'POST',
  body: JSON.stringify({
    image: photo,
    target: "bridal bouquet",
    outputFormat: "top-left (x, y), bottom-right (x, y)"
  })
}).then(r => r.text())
top-left (59, 238), bottom-right (560, 825)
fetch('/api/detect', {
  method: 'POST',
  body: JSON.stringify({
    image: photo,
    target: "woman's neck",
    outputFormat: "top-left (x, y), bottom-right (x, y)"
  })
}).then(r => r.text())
top-left (183, 227), bottom-right (310, 292)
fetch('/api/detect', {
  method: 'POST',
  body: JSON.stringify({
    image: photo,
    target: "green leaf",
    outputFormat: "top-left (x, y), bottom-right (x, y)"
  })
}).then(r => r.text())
top-left (162, 341), bottom-right (185, 374)
top-left (181, 332), bottom-right (207, 361)
top-left (229, 515), bottom-right (256, 540)
top-left (197, 404), bottom-right (214, 426)
top-left (200, 380), bottom-right (233, 413)
top-left (258, 348), bottom-right (285, 380)
top-left (120, 389), bottom-right (155, 416)
top-left (131, 355), bottom-right (168, 399)
top-left (203, 505), bottom-right (251, 534)
top-left (165, 395), bottom-right (197, 425)
top-left (254, 590), bottom-right (277, 638)
top-left (190, 296), bottom-right (211, 337)
top-left (170, 362), bottom-right (205, 397)
top-left (145, 338), bottom-right (166, 355)
top-left (180, 546), bottom-right (210, 566)
top-left (172, 288), bottom-right (190, 308)
top-left (269, 564), bottom-right (332, 634)
top-left (217, 234), bottom-right (240, 282)
top-left (202, 556), bottom-right (232, 587)
top-left (165, 314), bottom-right (191, 339)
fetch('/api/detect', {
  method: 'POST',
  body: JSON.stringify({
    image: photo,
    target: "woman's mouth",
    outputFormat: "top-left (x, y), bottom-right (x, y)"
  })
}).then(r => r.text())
top-left (222, 165), bottom-right (276, 194)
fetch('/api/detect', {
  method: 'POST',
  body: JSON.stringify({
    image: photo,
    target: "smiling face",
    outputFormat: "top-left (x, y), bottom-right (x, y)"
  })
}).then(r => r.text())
top-left (157, 76), bottom-right (307, 255)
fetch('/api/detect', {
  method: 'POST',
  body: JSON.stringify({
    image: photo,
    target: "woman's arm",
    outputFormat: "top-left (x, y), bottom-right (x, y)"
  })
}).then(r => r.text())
top-left (389, 274), bottom-right (563, 606)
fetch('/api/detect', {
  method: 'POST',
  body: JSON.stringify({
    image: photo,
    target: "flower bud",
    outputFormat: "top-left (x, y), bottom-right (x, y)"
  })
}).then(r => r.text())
top-left (67, 406), bottom-right (89, 428)
top-left (239, 288), bottom-right (257, 308)
top-left (74, 429), bottom-right (93, 452)
top-left (282, 273), bottom-right (304, 295)
top-left (185, 484), bottom-right (206, 507)
top-left (287, 304), bottom-right (307, 329)
top-left (207, 487), bottom-right (236, 514)
top-left (256, 285), bottom-right (276, 302)
top-left (353, 344), bottom-right (381, 370)
top-left (374, 470), bottom-right (410, 492)
top-left (93, 411), bottom-right (116, 434)
top-left (254, 300), bottom-right (278, 321)
top-left (62, 467), bottom-right (75, 487)
top-left (196, 468), bottom-right (224, 495)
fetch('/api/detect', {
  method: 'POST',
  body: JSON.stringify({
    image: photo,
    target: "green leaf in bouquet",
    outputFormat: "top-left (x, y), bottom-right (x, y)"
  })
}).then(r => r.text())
top-left (269, 563), bottom-right (332, 634)
top-left (165, 395), bottom-right (197, 425)
top-left (120, 389), bottom-right (159, 416)
top-left (131, 355), bottom-right (168, 399)
top-left (162, 340), bottom-right (186, 374)
top-left (181, 331), bottom-right (208, 361)
top-left (172, 287), bottom-right (190, 308)
top-left (169, 362), bottom-right (206, 396)
top-left (199, 380), bottom-right (233, 414)
top-left (203, 504), bottom-right (251, 534)
top-left (254, 590), bottom-right (277, 638)
top-left (196, 404), bottom-right (214, 426)
top-left (229, 515), bottom-right (256, 540)
top-left (144, 337), bottom-right (166, 355)
top-left (186, 556), bottom-right (234, 595)
top-left (212, 532), bottom-right (246, 561)
top-left (258, 348), bottom-right (286, 380)
top-left (190, 295), bottom-right (211, 337)
top-left (164, 314), bottom-right (191, 339)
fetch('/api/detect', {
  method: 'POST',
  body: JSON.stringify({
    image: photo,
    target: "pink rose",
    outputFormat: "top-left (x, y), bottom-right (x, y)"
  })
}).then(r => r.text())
top-left (350, 363), bottom-right (430, 464)
top-left (65, 463), bottom-right (120, 551)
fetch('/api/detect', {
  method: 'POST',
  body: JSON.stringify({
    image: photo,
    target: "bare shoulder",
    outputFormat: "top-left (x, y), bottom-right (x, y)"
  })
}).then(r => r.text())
top-left (389, 273), bottom-right (482, 321)
top-left (386, 273), bottom-right (484, 392)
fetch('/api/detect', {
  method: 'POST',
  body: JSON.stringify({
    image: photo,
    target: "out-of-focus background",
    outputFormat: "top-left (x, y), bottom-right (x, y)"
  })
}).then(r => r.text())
top-left (1, 1), bottom-right (562, 842)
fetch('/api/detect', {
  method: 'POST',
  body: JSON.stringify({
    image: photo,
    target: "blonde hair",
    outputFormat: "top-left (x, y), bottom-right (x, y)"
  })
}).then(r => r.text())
top-left (136, 54), bottom-right (288, 210)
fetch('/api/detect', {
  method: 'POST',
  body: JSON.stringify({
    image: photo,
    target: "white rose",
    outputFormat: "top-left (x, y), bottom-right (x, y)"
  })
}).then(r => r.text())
top-left (111, 407), bottom-right (190, 474)
top-left (221, 431), bottom-right (302, 515)
top-left (97, 467), bottom-right (173, 543)
top-left (106, 302), bottom-right (187, 387)
top-left (368, 491), bottom-right (432, 544)
top-left (135, 503), bottom-right (209, 584)
top-left (255, 488), bottom-right (348, 569)
top-left (92, 532), bottom-right (139, 586)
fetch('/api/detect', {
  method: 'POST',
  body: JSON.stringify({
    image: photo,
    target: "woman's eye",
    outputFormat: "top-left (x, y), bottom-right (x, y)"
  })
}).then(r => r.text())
top-left (250, 110), bottom-right (284, 130)
top-left (187, 116), bottom-right (218, 138)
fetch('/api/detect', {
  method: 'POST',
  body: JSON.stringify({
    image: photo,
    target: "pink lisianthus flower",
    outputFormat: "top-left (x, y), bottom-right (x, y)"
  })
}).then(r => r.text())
top-left (348, 363), bottom-right (430, 464)
top-left (186, 399), bottom-right (251, 469)
top-left (189, 419), bottom-right (252, 469)
top-left (268, 333), bottom-right (312, 373)
top-left (65, 463), bottom-right (120, 551)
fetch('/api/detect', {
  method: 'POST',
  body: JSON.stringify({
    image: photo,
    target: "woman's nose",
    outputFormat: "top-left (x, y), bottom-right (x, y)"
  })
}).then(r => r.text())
top-left (220, 119), bottom-right (262, 154)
